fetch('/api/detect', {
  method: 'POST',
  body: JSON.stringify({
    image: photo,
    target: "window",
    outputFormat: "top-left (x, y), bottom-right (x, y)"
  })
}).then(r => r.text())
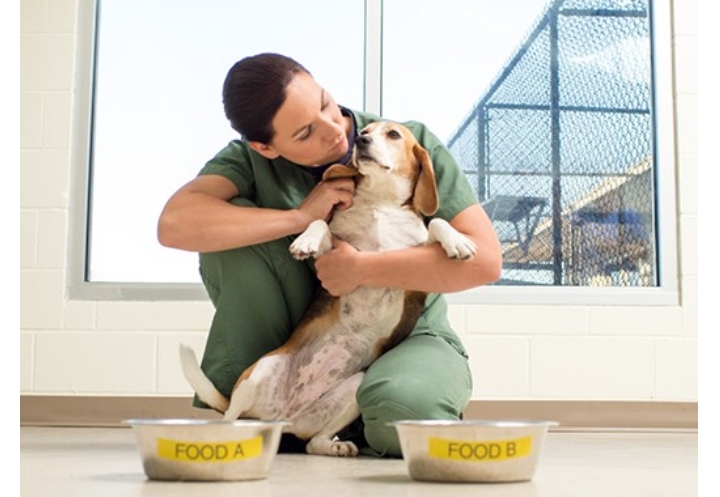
top-left (71, 0), bottom-right (677, 304)
top-left (82, 0), bottom-right (364, 286)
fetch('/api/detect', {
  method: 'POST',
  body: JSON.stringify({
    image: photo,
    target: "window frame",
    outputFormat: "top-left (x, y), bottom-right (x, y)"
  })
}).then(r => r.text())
top-left (68, 0), bottom-right (678, 305)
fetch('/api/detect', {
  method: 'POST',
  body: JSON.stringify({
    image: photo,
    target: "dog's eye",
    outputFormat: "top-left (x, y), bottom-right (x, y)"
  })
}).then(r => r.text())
top-left (387, 129), bottom-right (401, 139)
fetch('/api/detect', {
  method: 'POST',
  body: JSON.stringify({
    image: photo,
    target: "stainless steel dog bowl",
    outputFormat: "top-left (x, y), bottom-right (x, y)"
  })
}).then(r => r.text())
top-left (391, 420), bottom-right (557, 483)
top-left (124, 419), bottom-right (290, 481)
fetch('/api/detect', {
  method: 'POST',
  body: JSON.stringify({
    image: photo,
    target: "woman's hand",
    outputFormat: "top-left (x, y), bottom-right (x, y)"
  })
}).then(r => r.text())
top-left (297, 178), bottom-right (355, 227)
top-left (315, 236), bottom-right (362, 296)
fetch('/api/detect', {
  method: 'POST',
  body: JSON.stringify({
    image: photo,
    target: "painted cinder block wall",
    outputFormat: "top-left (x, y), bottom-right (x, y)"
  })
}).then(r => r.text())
top-left (19, 0), bottom-right (698, 403)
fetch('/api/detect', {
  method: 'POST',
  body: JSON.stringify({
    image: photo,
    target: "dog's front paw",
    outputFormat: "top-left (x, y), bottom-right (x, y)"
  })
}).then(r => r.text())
top-left (428, 218), bottom-right (477, 260)
top-left (289, 220), bottom-right (332, 260)
top-left (289, 236), bottom-right (321, 260)
top-left (443, 233), bottom-right (477, 259)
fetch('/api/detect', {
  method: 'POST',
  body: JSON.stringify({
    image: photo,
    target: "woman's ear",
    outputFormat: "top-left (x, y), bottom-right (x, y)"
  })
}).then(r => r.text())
top-left (249, 141), bottom-right (281, 159)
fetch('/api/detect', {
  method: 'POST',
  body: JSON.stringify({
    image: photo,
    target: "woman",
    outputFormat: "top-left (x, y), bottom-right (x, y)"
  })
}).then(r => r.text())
top-left (157, 53), bottom-right (502, 456)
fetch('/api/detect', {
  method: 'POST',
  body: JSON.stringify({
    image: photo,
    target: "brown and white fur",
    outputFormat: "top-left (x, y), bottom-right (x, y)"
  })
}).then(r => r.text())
top-left (180, 122), bottom-right (477, 457)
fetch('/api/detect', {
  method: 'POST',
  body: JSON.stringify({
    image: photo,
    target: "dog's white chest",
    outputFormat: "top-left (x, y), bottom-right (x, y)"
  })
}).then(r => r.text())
top-left (330, 203), bottom-right (428, 252)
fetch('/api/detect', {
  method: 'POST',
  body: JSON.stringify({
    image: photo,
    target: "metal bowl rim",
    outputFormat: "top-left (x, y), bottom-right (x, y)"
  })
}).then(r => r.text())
top-left (389, 419), bottom-right (559, 428)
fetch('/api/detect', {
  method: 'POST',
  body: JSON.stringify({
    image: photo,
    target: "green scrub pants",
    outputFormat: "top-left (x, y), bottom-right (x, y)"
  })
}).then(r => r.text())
top-left (195, 205), bottom-right (472, 457)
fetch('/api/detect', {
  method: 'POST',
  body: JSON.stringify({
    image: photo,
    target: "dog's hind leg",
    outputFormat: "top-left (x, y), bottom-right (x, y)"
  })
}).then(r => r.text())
top-left (223, 379), bottom-right (257, 421)
top-left (297, 373), bottom-right (364, 457)
top-left (223, 354), bottom-right (288, 421)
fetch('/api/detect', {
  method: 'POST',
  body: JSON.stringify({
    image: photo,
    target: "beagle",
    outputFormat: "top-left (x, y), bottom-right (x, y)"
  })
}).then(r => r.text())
top-left (180, 122), bottom-right (477, 457)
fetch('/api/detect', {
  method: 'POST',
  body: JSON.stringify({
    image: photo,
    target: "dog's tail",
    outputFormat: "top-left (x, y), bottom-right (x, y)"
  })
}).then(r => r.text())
top-left (179, 344), bottom-right (230, 413)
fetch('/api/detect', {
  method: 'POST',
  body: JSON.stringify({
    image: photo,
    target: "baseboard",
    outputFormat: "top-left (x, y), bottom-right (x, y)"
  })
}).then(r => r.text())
top-left (20, 396), bottom-right (220, 427)
top-left (19, 395), bottom-right (697, 430)
top-left (462, 399), bottom-right (697, 430)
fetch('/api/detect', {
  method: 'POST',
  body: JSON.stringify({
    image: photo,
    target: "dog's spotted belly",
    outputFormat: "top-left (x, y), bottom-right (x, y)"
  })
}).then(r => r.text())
top-left (340, 286), bottom-right (405, 327)
top-left (276, 287), bottom-right (406, 417)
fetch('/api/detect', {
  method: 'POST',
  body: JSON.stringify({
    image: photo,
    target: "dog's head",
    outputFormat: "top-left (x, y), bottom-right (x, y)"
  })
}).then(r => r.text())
top-left (323, 122), bottom-right (439, 216)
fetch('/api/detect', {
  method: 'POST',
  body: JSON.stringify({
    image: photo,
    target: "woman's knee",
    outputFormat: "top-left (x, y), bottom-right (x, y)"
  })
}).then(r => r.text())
top-left (200, 237), bottom-right (315, 301)
top-left (357, 376), bottom-right (465, 457)
top-left (359, 375), bottom-right (453, 416)
top-left (356, 336), bottom-right (471, 456)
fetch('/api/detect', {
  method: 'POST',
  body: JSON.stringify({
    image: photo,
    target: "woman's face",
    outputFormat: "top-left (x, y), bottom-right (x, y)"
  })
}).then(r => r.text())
top-left (252, 72), bottom-right (351, 167)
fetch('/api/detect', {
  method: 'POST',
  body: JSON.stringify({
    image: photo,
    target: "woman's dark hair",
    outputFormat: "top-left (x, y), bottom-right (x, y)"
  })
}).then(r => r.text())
top-left (222, 53), bottom-right (310, 144)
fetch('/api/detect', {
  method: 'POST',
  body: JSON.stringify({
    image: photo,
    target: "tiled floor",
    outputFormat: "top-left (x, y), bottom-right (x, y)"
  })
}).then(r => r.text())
top-left (20, 426), bottom-right (697, 497)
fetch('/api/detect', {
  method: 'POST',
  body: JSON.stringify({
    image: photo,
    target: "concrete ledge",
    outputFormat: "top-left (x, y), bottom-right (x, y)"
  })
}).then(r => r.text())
top-left (20, 396), bottom-right (697, 430)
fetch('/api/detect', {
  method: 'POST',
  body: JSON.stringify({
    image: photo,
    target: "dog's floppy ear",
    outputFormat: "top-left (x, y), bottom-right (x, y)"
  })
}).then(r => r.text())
top-left (322, 164), bottom-right (358, 181)
top-left (412, 144), bottom-right (439, 216)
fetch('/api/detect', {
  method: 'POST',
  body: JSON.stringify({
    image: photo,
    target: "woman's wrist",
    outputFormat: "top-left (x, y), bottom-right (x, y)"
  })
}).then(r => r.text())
top-left (288, 208), bottom-right (314, 235)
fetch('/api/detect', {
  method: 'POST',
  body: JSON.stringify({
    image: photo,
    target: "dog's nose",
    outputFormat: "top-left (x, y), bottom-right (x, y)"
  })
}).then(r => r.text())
top-left (356, 135), bottom-right (371, 148)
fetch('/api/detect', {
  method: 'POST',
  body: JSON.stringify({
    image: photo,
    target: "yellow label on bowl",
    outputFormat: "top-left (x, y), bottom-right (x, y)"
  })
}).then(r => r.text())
top-left (428, 435), bottom-right (533, 462)
top-left (157, 436), bottom-right (263, 462)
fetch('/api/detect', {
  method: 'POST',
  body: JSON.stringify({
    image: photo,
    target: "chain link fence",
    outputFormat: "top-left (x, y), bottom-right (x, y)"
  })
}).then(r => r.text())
top-left (447, 0), bottom-right (655, 286)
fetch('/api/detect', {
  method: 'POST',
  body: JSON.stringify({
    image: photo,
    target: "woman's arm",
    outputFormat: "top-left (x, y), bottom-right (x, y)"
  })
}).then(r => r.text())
top-left (314, 203), bottom-right (502, 296)
top-left (157, 174), bottom-right (354, 253)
